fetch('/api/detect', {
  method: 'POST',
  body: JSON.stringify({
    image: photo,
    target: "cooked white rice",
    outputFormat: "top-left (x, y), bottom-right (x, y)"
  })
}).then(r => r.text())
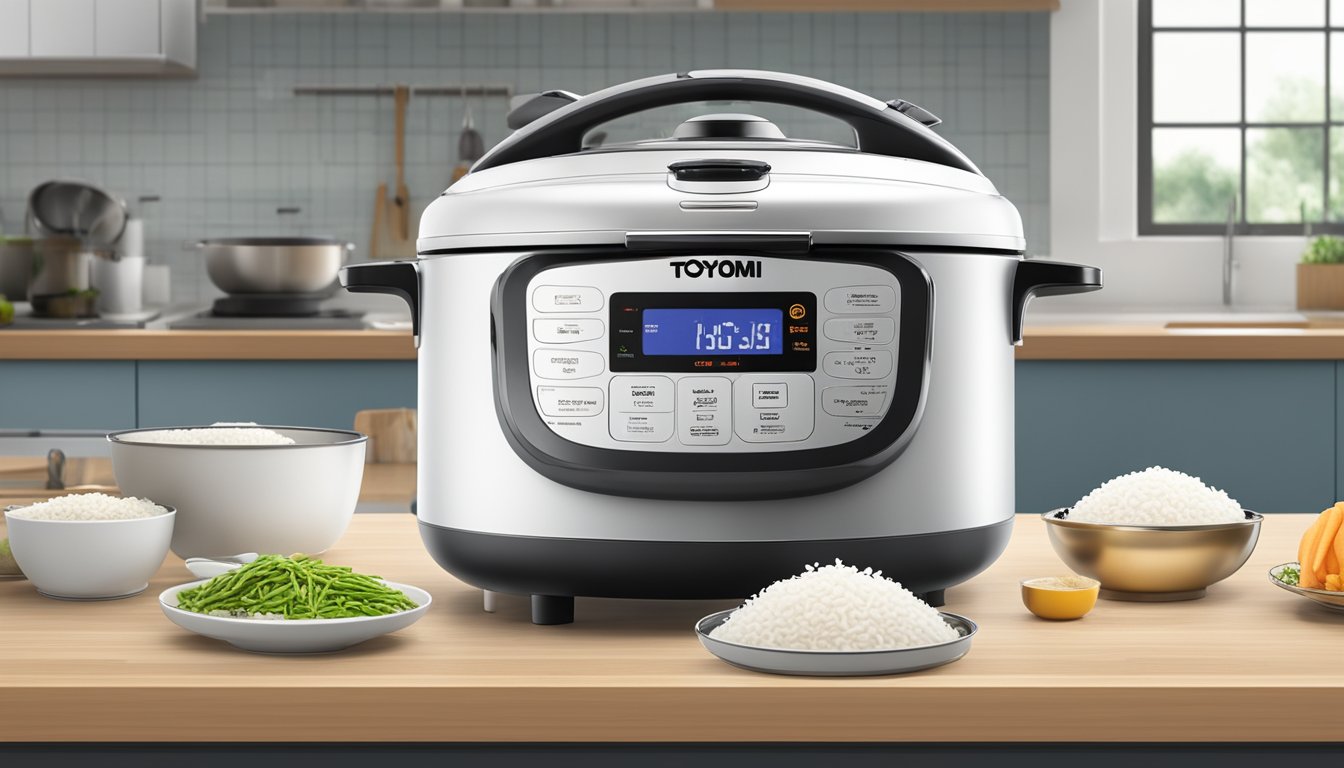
top-left (127, 422), bottom-right (294, 446)
top-left (708, 559), bottom-right (959, 651)
top-left (1068, 466), bottom-right (1244, 526)
top-left (8, 492), bottom-right (166, 521)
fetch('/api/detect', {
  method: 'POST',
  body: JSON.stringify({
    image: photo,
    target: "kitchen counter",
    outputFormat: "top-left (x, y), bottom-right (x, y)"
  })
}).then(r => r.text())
top-left (3, 317), bottom-right (1343, 361)
top-left (0, 328), bottom-right (416, 360)
top-left (0, 512), bottom-right (1334, 744)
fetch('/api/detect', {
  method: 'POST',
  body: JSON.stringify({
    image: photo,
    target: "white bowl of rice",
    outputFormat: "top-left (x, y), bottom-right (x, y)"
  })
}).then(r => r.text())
top-left (1043, 467), bottom-right (1262, 601)
top-left (107, 425), bottom-right (366, 559)
top-left (5, 493), bottom-right (175, 600)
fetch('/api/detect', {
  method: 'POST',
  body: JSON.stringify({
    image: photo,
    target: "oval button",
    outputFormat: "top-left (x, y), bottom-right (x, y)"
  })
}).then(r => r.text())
top-left (824, 285), bottom-right (897, 314)
top-left (533, 349), bottom-right (604, 380)
top-left (532, 285), bottom-right (604, 313)
top-left (823, 350), bottom-right (893, 380)
top-left (823, 317), bottom-right (896, 344)
top-left (534, 318), bottom-right (605, 344)
top-left (536, 386), bottom-right (605, 417)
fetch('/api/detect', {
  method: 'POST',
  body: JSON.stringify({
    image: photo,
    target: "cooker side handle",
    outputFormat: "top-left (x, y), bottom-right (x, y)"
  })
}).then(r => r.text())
top-left (339, 260), bottom-right (421, 345)
top-left (1011, 260), bottom-right (1102, 345)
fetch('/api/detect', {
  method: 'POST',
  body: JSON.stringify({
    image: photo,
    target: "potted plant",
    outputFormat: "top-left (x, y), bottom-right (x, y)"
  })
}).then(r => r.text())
top-left (1298, 235), bottom-right (1344, 309)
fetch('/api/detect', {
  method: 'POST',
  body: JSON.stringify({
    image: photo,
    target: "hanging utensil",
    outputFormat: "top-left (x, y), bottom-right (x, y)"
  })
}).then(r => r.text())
top-left (370, 85), bottom-right (415, 259)
top-left (451, 88), bottom-right (485, 185)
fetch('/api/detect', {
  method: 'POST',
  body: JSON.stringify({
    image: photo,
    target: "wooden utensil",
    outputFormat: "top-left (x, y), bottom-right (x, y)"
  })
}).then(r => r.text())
top-left (369, 85), bottom-right (416, 260)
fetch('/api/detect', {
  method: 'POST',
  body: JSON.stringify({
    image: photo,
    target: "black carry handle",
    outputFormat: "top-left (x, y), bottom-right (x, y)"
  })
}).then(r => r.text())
top-left (339, 260), bottom-right (422, 341)
top-left (1011, 259), bottom-right (1103, 345)
top-left (667, 159), bottom-right (772, 182)
top-left (473, 70), bottom-right (979, 175)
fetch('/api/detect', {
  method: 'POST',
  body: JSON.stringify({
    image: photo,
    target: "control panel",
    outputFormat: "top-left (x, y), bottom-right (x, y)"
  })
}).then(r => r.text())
top-left (523, 256), bottom-right (903, 453)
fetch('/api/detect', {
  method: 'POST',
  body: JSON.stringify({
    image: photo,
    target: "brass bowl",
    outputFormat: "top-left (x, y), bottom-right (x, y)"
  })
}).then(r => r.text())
top-left (1042, 509), bottom-right (1262, 601)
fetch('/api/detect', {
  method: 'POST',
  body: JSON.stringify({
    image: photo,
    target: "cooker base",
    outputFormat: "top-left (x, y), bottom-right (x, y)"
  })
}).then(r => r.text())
top-left (419, 518), bottom-right (1012, 625)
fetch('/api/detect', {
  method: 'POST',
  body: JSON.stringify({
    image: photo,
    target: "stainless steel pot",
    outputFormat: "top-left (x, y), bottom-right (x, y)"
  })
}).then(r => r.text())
top-left (198, 237), bottom-right (354, 295)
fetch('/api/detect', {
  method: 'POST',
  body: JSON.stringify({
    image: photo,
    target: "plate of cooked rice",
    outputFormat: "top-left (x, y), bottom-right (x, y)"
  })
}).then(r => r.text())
top-left (694, 560), bottom-right (977, 676)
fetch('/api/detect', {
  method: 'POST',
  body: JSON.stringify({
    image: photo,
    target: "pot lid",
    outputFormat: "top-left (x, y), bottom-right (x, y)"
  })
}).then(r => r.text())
top-left (417, 71), bottom-right (1024, 254)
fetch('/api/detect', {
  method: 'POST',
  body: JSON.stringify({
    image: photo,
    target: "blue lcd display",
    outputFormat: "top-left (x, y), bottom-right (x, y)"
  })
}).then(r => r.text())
top-left (641, 308), bottom-right (784, 356)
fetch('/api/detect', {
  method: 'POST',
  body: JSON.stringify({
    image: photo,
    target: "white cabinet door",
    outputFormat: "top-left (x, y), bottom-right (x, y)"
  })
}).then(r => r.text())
top-left (30, 0), bottom-right (95, 57)
top-left (96, 0), bottom-right (161, 58)
top-left (0, 0), bottom-right (29, 57)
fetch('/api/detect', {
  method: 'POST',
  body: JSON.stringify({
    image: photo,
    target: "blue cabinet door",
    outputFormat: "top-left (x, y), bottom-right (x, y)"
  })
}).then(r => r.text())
top-left (0, 361), bottom-right (137, 430)
top-left (136, 361), bottom-right (416, 430)
top-left (1017, 361), bottom-right (1335, 515)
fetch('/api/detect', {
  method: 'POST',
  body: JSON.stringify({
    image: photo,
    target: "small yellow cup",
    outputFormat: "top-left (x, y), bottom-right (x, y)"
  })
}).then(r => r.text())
top-left (1021, 576), bottom-right (1100, 620)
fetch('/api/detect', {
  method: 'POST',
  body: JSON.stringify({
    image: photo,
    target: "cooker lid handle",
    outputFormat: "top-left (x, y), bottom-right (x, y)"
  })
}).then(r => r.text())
top-left (1011, 259), bottom-right (1103, 346)
top-left (339, 260), bottom-right (421, 345)
top-left (472, 70), bottom-right (980, 175)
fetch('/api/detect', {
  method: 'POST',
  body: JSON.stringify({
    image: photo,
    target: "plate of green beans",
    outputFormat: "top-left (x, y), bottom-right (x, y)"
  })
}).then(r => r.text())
top-left (159, 554), bottom-right (431, 653)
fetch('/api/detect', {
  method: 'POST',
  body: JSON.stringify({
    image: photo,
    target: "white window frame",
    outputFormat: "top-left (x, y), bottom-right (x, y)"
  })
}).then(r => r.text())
top-left (1049, 0), bottom-right (1307, 308)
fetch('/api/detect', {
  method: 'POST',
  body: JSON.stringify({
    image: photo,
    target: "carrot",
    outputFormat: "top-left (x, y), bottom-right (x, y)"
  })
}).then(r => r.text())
top-left (1301, 513), bottom-right (1327, 589)
top-left (1328, 548), bottom-right (1339, 579)
top-left (1314, 507), bottom-right (1344, 583)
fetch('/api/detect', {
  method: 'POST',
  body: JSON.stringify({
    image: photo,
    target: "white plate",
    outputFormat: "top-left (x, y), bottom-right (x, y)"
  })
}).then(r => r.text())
top-left (159, 579), bottom-right (431, 653)
top-left (695, 610), bottom-right (977, 676)
top-left (1269, 562), bottom-right (1344, 613)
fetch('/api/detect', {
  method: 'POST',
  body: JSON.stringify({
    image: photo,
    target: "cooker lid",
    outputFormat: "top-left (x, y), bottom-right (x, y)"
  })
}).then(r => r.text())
top-left (419, 70), bottom-right (1025, 254)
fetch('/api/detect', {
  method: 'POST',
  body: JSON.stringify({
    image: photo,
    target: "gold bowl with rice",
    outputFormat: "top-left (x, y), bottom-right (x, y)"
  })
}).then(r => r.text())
top-left (1043, 467), bottom-right (1262, 601)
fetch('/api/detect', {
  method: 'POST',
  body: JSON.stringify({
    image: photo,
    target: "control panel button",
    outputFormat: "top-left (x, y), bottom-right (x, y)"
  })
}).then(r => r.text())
top-left (824, 285), bottom-right (897, 314)
top-left (822, 385), bottom-right (887, 417)
top-left (733, 374), bottom-right (814, 443)
top-left (677, 377), bottom-right (731, 446)
top-left (534, 318), bottom-right (604, 344)
top-left (610, 412), bottom-right (674, 443)
top-left (533, 349), bottom-right (604, 380)
top-left (823, 317), bottom-right (895, 345)
top-left (532, 285), bottom-right (604, 313)
top-left (752, 382), bottom-right (788, 409)
top-left (537, 386), bottom-right (605, 418)
top-left (823, 350), bottom-right (894, 380)
top-left (610, 376), bottom-right (674, 412)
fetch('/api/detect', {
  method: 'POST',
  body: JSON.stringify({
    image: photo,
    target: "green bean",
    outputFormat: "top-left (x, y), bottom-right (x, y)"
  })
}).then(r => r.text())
top-left (175, 554), bottom-right (418, 619)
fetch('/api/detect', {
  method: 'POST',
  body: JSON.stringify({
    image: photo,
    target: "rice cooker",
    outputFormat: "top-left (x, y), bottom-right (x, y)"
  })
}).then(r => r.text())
top-left (341, 70), bottom-right (1101, 625)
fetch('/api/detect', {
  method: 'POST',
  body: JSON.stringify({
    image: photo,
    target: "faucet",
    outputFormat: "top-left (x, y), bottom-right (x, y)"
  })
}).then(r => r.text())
top-left (1222, 196), bottom-right (1238, 306)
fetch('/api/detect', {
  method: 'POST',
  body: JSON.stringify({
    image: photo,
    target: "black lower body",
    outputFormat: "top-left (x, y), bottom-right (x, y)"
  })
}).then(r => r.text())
top-left (418, 518), bottom-right (1013, 625)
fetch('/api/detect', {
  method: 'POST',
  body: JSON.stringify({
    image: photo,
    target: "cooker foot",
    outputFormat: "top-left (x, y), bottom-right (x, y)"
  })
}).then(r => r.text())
top-left (917, 589), bottom-right (946, 607)
top-left (531, 594), bottom-right (574, 625)
top-left (482, 590), bottom-right (497, 613)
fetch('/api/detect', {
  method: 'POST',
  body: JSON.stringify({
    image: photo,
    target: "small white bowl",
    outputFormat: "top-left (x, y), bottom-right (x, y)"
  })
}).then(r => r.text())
top-left (108, 426), bottom-right (367, 559)
top-left (4, 506), bottom-right (175, 600)
top-left (159, 579), bottom-right (431, 653)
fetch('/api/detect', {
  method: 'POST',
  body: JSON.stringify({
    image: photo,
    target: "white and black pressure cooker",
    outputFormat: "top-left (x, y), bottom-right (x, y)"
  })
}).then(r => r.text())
top-left (342, 70), bottom-right (1101, 624)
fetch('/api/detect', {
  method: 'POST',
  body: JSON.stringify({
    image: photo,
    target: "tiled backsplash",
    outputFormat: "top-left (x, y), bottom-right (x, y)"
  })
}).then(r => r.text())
top-left (0, 11), bottom-right (1049, 304)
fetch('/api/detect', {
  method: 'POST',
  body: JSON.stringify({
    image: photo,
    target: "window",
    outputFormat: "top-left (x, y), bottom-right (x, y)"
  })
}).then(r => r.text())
top-left (1139, 0), bottom-right (1344, 234)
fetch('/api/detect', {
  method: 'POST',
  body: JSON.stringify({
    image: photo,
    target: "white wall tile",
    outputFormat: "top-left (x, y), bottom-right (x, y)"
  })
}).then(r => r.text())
top-left (0, 11), bottom-right (1049, 301)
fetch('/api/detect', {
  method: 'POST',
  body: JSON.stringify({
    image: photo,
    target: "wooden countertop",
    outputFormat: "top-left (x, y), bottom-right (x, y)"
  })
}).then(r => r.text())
top-left (0, 513), bottom-right (1336, 743)
top-left (1, 323), bottom-right (1340, 361)
top-left (0, 329), bottom-right (416, 360)
top-left (1017, 323), bottom-right (1344, 360)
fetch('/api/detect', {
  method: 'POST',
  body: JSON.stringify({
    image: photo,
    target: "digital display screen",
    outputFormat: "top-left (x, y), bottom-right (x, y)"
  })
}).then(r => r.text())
top-left (641, 308), bottom-right (784, 356)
